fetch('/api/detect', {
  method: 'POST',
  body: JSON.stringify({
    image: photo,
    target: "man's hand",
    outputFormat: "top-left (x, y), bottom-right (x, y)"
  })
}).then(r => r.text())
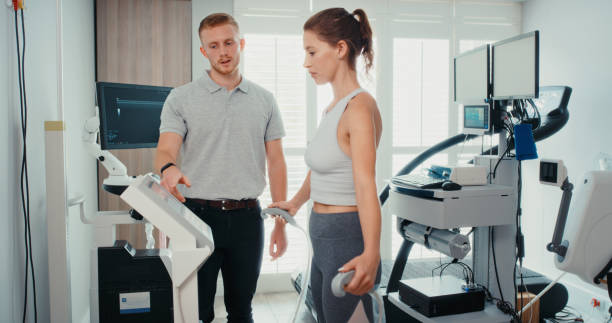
top-left (269, 218), bottom-right (287, 260)
top-left (160, 166), bottom-right (191, 202)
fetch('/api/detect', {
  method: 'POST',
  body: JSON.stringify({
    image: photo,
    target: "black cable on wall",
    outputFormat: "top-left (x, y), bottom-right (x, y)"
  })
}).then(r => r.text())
top-left (13, 1), bottom-right (38, 322)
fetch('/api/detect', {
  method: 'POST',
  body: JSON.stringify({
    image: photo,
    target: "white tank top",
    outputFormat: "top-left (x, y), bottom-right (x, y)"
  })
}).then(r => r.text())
top-left (305, 88), bottom-right (365, 206)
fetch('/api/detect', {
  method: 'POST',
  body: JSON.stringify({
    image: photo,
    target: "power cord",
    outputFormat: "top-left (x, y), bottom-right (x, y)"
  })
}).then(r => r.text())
top-left (515, 161), bottom-right (527, 323)
top-left (492, 223), bottom-right (523, 322)
top-left (431, 259), bottom-right (474, 285)
top-left (14, 5), bottom-right (38, 322)
top-left (476, 283), bottom-right (520, 322)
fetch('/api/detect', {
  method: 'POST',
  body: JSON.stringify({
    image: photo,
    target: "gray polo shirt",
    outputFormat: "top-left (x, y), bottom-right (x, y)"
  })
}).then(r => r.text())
top-left (159, 71), bottom-right (285, 200)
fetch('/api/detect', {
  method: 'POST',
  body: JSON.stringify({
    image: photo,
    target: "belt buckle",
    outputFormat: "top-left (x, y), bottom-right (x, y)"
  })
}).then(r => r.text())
top-left (221, 200), bottom-right (228, 211)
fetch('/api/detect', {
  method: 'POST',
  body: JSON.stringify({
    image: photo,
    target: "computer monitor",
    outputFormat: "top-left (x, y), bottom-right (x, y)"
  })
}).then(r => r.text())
top-left (463, 104), bottom-right (490, 135)
top-left (492, 30), bottom-right (539, 100)
top-left (96, 82), bottom-right (172, 150)
top-left (454, 44), bottom-right (490, 104)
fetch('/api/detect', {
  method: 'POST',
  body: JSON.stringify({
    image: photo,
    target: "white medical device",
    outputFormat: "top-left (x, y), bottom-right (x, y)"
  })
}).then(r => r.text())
top-left (549, 170), bottom-right (612, 287)
top-left (522, 161), bottom-right (612, 316)
top-left (83, 115), bottom-right (135, 194)
top-left (449, 165), bottom-right (488, 186)
top-left (121, 174), bottom-right (215, 323)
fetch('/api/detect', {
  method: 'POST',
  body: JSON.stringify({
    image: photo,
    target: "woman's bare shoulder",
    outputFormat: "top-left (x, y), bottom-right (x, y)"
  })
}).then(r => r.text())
top-left (346, 91), bottom-right (379, 117)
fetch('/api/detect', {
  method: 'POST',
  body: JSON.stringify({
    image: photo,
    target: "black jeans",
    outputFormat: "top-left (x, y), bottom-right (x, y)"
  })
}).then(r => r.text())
top-left (184, 199), bottom-right (264, 323)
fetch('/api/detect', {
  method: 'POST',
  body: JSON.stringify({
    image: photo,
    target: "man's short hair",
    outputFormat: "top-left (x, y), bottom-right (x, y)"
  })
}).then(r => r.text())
top-left (198, 13), bottom-right (240, 35)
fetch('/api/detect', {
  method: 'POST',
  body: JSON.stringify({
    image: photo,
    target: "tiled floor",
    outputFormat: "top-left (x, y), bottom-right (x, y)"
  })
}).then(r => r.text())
top-left (211, 292), bottom-right (317, 323)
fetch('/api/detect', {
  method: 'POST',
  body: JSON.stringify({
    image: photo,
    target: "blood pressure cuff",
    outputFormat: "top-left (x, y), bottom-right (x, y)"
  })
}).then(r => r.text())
top-left (514, 123), bottom-right (538, 161)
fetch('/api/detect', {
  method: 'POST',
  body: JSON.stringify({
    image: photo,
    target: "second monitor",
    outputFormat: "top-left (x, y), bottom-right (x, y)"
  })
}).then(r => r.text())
top-left (454, 44), bottom-right (490, 104)
top-left (492, 30), bottom-right (539, 100)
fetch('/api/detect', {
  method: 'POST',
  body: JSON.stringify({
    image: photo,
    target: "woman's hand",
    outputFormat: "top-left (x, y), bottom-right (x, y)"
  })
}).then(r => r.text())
top-left (267, 200), bottom-right (300, 217)
top-left (339, 251), bottom-right (380, 296)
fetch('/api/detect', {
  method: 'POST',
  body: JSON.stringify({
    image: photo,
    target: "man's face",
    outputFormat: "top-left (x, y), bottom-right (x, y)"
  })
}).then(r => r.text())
top-left (199, 24), bottom-right (244, 75)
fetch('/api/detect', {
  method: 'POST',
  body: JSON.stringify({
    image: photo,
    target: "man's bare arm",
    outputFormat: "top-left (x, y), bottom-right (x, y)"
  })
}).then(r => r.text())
top-left (155, 132), bottom-right (191, 202)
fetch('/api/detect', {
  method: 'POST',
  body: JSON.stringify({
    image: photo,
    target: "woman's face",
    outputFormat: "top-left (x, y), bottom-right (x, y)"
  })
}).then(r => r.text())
top-left (303, 30), bottom-right (340, 85)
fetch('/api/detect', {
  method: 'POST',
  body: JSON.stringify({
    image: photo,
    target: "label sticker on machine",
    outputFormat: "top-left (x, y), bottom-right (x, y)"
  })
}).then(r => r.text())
top-left (119, 292), bottom-right (151, 314)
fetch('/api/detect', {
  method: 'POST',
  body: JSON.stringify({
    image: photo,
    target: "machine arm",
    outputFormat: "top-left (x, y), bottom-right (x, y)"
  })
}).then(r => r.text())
top-left (546, 178), bottom-right (574, 259)
top-left (83, 115), bottom-right (134, 195)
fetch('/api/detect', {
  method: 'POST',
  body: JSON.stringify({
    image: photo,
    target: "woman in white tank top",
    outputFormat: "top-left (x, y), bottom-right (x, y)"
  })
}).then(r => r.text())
top-left (270, 7), bottom-right (383, 323)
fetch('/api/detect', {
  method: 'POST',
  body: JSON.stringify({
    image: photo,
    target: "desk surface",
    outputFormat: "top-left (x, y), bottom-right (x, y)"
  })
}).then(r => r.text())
top-left (388, 292), bottom-right (511, 323)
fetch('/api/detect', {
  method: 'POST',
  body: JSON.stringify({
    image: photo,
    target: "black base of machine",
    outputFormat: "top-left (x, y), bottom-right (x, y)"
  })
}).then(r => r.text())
top-left (98, 240), bottom-right (173, 323)
top-left (382, 293), bottom-right (421, 323)
top-left (398, 276), bottom-right (485, 318)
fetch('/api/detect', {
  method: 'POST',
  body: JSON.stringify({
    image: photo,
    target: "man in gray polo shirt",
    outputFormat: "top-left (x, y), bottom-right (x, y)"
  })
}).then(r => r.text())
top-left (155, 13), bottom-right (288, 323)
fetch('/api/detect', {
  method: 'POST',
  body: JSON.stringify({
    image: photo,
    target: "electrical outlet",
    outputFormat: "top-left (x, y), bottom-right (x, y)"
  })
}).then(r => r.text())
top-left (597, 152), bottom-right (612, 171)
top-left (600, 157), bottom-right (612, 171)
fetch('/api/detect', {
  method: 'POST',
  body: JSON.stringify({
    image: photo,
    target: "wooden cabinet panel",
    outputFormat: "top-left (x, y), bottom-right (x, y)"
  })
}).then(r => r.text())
top-left (95, 0), bottom-right (191, 248)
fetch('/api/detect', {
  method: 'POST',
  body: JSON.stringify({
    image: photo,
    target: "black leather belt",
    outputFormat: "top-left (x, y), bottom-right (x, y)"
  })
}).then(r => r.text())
top-left (191, 198), bottom-right (258, 211)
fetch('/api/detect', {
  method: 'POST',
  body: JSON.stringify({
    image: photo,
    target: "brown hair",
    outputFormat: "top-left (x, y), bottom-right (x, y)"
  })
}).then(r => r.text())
top-left (304, 8), bottom-right (374, 73)
top-left (198, 13), bottom-right (240, 36)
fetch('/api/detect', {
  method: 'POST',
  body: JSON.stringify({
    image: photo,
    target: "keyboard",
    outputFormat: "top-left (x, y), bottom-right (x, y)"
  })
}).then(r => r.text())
top-left (391, 174), bottom-right (447, 189)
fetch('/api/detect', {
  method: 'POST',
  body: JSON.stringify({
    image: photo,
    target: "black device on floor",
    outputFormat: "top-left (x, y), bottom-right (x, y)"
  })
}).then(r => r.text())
top-left (98, 240), bottom-right (173, 323)
top-left (398, 275), bottom-right (485, 317)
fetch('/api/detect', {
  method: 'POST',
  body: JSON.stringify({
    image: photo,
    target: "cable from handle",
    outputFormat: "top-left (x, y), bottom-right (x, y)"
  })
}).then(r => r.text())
top-left (261, 208), bottom-right (312, 323)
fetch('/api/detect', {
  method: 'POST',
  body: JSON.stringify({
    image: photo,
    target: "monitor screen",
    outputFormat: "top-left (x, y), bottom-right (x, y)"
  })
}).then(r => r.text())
top-left (463, 104), bottom-right (490, 135)
top-left (97, 82), bottom-right (172, 150)
top-left (492, 31), bottom-right (539, 100)
top-left (454, 44), bottom-right (490, 104)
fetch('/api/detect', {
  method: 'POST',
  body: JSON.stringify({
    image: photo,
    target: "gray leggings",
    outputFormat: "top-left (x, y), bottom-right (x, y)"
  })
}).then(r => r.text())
top-left (309, 210), bottom-right (381, 323)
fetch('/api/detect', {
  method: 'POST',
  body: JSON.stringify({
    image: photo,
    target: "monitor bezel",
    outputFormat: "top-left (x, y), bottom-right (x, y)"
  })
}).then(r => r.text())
top-left (462, 104), bottom-right (491, 135)
top-left (491, 30), bottom-right (540, 100)
top-left (453, 44), bottom-right (490, 104)
top-left (96, 82), bottom-right (172, 150)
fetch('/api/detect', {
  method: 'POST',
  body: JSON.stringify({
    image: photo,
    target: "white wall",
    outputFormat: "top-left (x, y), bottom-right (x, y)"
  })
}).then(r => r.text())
top-left (62, 0), bottom-right (96, 322)
top-left (522, 0), bottom-right (612, 312)
top-left (1, 7), bottom-right (18, 323)
top-left (2, 2), bottom-right (59, 322)
top-left (1, 1), bottom-right (96, 322)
